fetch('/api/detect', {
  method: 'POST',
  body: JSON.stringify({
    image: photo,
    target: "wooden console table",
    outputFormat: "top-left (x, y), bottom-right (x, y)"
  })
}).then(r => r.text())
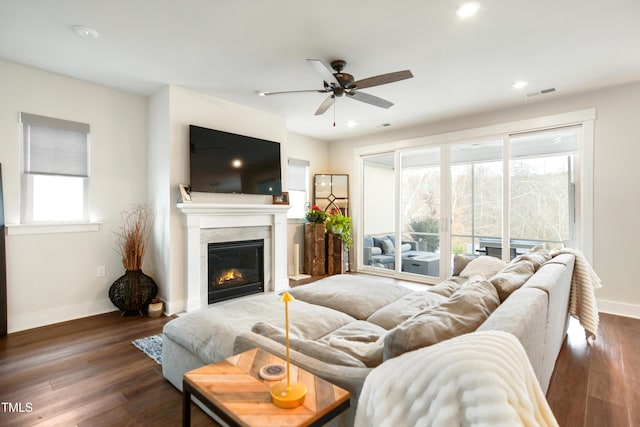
top-left (183, 348), bottom-right (350, 427)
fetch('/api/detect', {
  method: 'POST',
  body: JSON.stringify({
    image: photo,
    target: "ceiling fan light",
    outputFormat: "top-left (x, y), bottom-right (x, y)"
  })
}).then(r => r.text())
top-left (456, 2), bottom-right (481, 19)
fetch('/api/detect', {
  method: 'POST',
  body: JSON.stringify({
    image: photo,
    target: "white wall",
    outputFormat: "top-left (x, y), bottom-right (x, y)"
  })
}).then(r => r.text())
top-left (283, 132), bottom-right (330, 276)
top-left (330, 81), bottom-right (640, 318)
top-left (0, 60), bottom-right (148, 332)
top-left (147, 85), bottom-right (288, 314)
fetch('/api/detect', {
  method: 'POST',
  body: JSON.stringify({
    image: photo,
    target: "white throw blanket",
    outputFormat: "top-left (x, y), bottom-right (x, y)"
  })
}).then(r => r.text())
top-left (355, 331), bottom-right (559, 427)
top-left (551, 248), bottom-right (602, 342)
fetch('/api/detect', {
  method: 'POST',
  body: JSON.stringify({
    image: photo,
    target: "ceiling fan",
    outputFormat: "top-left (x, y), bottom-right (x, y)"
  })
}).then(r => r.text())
top-left (259, 59), bottom-right (413, 118)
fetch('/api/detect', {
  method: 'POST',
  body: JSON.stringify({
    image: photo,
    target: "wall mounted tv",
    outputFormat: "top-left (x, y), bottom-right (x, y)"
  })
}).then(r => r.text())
top-left (189, 125), bottom-right (282, 195)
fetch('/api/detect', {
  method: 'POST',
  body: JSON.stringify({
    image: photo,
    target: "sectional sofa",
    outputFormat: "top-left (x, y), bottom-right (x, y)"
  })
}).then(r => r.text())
top-left (162, 248), bottom-right (577, 425)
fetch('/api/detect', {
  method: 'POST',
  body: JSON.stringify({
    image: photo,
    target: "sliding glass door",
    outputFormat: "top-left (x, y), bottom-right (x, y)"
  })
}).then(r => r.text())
top-left (399, 148), bottom-right (441, 277)
top-left (450, 139), bottom-right (503, 260)
top-left (359, 120), bottom-right (585, 282)
top-left (509, 127), bottom-right (577, 253)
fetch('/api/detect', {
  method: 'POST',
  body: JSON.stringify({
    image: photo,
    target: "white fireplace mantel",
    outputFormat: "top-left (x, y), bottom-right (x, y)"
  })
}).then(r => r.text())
top-left (178, 202), bottom-right (290, 312)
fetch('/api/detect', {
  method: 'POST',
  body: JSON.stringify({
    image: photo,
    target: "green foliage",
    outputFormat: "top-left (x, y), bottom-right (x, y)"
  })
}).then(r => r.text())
top-left (408, 216), bottom-right (440, 252)
top-left (326, 212), bottom-right (353, 250)
top-left (452, 242), bottom-right (466, 255)
top-left (305, 205), bottom-right (327, 224)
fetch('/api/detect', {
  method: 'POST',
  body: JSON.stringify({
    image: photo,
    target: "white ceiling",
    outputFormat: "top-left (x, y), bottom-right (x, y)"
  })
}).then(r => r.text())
top-left (1, 0), bottom-right (639, 141)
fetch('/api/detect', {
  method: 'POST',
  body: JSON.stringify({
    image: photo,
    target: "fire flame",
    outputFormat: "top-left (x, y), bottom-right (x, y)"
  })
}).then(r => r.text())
top-left (217, 268), bottom-right (244, 285)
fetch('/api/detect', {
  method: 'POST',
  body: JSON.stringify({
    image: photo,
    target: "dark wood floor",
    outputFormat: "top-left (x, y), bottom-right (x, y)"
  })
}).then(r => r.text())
top-left (0, 312), bottom-right (218, 426)
top-left (547, 313), bottom-right (640, 427)
top-left (0, 311), bottom-right (638, 426)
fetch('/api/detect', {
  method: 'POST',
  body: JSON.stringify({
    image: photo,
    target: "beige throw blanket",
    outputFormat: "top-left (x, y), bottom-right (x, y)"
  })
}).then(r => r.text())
top-left (355, 331), bottom-right (559, 427)
top-left (551, 248), bottom-right (602, 342)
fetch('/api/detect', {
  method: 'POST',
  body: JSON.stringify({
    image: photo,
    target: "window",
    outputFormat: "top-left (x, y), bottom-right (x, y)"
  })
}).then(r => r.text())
top-left (450, 139), bottom-right (503, 259)
top-left (358, 110), bottom-right (594, 281)
top-left (287, 158), bottom-right (309, 219)
top-left (20, 113), bottom-right (90, 223)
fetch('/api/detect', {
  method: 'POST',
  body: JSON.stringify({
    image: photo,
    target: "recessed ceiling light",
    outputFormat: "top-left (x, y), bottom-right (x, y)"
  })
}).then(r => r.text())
top-left (72, 25), bottom-right (99, 39)
top-left (512, 80), bottom-right (529, 90)
top-left (346, 120), bottom-right (357, 128)
top-left (456, 1), bottom-right (481, 19)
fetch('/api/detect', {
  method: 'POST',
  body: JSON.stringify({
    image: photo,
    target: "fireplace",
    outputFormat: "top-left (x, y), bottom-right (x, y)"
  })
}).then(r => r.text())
top-left (208, 239), bottom-right (264, 303)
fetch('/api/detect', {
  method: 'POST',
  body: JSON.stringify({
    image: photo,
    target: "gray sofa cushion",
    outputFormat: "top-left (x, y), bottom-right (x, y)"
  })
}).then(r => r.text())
top-left (490, 259), bottom-right (535, 302)
top-left (459, 255), bottom-right (507, 278)
top-left (288, 274), bottom-right (412, 320)
top-left (426, 277), bottom-right (467, 298)
top-left (163, 293), bottom-right (355, 364)
top-left (511, 246), bottom-right (552, 271)
top-left (319, 320), bottom-right (387, 367)
top-left (453, 254), bottom-right (475, 276)
top-left (363, 235), bottom-right (374, 249)
top-left (366, 291), bottom-right (446, 330)
top-left (383, 278), bottom-right (500, 359)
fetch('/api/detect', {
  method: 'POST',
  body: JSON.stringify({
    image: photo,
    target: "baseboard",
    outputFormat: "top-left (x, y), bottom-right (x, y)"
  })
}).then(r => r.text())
top-left (165, 298), bottom-right (186, 315)
top-left (597, 298), bottom-right (640, 320)
top-left (8, 298), bottom-right (117, 333)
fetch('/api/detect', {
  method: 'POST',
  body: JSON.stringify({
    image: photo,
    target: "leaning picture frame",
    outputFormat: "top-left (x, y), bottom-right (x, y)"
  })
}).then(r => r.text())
top-left (179, 184), bottom-right (192, 202)
top-left (272, 192), bottom-right (289, 205)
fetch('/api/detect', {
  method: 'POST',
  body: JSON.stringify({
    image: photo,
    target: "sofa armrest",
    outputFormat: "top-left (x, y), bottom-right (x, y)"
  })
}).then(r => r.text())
top-left (363, 246), bottom-right (373, 265)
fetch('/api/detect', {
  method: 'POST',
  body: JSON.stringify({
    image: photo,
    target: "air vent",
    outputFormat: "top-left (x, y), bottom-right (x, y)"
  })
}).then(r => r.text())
top-left (526, 87), bottom-right (557, 98)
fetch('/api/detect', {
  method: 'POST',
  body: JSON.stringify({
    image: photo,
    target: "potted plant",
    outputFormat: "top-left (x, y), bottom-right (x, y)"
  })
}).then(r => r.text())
top-left (325, 210), bottom-right (353, 250)
top-left (109, 204), bottom-right (158, 315)
top-left (305, 204), bottom-right (327, 225)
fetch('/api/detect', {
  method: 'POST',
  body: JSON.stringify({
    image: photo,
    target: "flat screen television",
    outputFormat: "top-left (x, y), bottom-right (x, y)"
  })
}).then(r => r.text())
top-left (189, 125), bottom-right (282, 195)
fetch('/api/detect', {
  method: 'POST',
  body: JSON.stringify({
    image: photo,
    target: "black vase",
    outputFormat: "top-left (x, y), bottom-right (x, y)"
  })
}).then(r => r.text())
top-left (109, 270), bottom-right (158, 315)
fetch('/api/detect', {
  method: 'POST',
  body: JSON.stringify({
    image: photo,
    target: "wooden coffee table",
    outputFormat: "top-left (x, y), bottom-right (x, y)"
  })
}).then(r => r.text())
top-left (183, 347), bottom-right (350, 427)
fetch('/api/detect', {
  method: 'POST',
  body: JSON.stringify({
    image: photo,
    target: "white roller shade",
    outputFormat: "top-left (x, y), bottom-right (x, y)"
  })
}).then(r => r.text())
top-left (21, 113), bottom-right (89, 177)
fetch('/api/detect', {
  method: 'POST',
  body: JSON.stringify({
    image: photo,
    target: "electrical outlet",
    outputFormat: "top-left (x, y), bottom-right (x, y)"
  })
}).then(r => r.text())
top-left (97, 265), bottom-right (106, 278)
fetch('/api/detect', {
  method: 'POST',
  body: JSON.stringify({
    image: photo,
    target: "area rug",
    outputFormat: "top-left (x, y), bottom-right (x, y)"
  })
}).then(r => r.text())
top-left (132, 334), bottom-right (163, 365)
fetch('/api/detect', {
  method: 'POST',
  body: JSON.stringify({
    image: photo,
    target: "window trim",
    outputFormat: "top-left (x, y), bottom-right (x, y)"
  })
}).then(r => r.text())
top-left (354, 108), bottom-right (596, 278)
top-left (19, 113), bottom-right (91, 224)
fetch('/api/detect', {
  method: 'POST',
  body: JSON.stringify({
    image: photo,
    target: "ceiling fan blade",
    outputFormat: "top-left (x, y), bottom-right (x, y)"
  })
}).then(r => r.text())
top-left (259, 89), bottom-right (328, 96)
top-left (315, 95), bottom-right (335, 115)
top-left (351, 70), bottom-right (413, 90)
top-left (307, 59), bottom-right (340, 87)
top-left (347, 91), bottom-right (394, 109)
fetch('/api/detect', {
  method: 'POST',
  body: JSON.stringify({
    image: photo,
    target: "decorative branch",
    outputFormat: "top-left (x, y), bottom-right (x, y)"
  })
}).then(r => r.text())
top-left (114, 204), bottom-right (154, 271)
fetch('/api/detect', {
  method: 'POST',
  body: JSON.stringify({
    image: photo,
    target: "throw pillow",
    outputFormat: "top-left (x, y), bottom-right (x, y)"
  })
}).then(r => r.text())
top-left (490, 259), bottom-right (535, 302)
top-left (380, 239), bottom-right (395, 255)
top-left (367, 291), bottom-right (446, 330)
top-left (400, 243), bottom-right (412, 252)
top-left (459, 256), bottom-right (507, 279)
top-left (426, 277), bottom-right (466, 298)
top-left (453, 254), bottom-right (475, 276)
top-left (383, 278), bottom-right (500, 359)
top-left (369, 247), bottom-right (382, 256)
top-left (512, 246), bottom-right (552, 271)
